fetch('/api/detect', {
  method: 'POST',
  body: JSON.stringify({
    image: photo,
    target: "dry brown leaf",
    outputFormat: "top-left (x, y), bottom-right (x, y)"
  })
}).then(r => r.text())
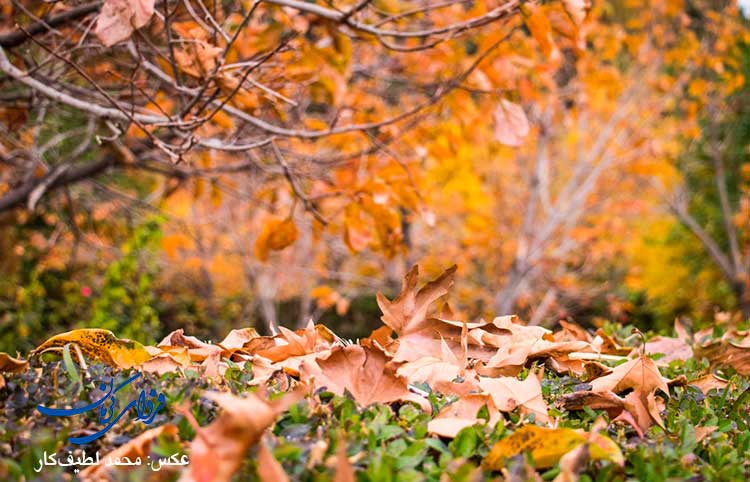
top-left (642, 336), bottom-right (693, 365)
top-left (333, 436), bottom-right (356, 482)
top-left (566, 355), bottom-right (671, 432)
top-left (589, 356), bottom-right (669, 397)
top-left (478, 375), bottom-right (549, 423)
top-left (0, 352), bottom-right (28, 373)
top-left (427, 393), bottom-right (501, 438)
top-left (396, 357), bottom-right (462, 388)
top-left (593, 329), bottom-right (632, 356)
top-left (179, 385), bottom-right (306, 482)
top-left (219, 328), bottom-right (259, 351)
top-left (689, 373), bottom-right (728, 395)
top-left (95, 0), bottom-right (155, 46)
top-left (81, 424), bottom-right (179, 481)
top-left (257, 441), bottom-right (290, 482)
top-left (556, 321), bottom-right (593, 342)
top-left (694, 329), bottom-right (750, 376)
top-left (301, 345), bottom-right (430, 412)
top-left (377, 265), bottom-right (456, 336)
top-left (140, 353), bottom-right (188, 375)
top-left (695, 426), bottom-right (718, 443)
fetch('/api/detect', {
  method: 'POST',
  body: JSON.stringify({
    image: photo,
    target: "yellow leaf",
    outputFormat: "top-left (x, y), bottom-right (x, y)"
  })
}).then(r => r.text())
top-left (484, 425), bottom-right (622, 470)
top-left (31, 329), bottom-right (152, 369)
top-left (254, 217), bottom-right (299, 261)
top-left (521, 4), bottom-right (561, 64)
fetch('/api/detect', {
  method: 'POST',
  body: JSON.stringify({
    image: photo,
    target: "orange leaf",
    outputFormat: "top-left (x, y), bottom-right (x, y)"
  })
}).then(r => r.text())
top-left (254, 217), bottom-right (299, 261)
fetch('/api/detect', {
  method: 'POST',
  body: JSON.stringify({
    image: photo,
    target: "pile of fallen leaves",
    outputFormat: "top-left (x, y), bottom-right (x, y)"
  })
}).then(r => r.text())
top-left (2, 266), bottom-right (750, 481)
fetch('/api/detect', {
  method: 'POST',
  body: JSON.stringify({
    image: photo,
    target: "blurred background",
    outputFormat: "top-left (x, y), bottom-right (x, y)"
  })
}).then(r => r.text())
top-left (1, 0), bottom-right (749, 353)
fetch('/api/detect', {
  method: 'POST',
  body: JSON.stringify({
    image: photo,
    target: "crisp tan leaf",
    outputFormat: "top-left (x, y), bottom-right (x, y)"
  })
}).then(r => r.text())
top-left (589, 355), bottom-right (669, 397)
top-left (478, 375), bottom-right (549, 423)
top-left (333, 436), bottom-right (356, 482)
top-left (689, 373), bottom-right (728, 395)
top-left (219, 328), bottom-right (260, 351)
top-left (180, 385), bottom-right (306, 482)
top-left (0, 352), bottom-right (28, 373)
top-left (427, 393), bottom-right (501, 438)
top-left (81, 424), bottom-right (179, 481)
top-left (301, 344), bottom-right (430, 412)
top-left (643, 336), bottom-right (693, 364)
top-left (376, 265), bottom-right (456, 336)
top-left (257, 441), bottom-right (290, 482)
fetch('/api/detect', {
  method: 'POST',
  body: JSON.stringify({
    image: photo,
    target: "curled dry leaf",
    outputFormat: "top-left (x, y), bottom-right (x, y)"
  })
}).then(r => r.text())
top-left (301, 344), bottom-right (430, 412)
top-left (589, 356), bottom-right (669, 395)
top-left (427, 393), bottom-right (501, 438)
top-left (257, 441), bottom-right (290, 482)
top-left (31, 329), bottom-right (151, 369)
top-left (81, 424), bottom-right (179, 481)
top-left (95, 0), bottom-right (155, 47)
top-left (694, 329), bottom-right (750, 376)
top-left (219, 328), bottom-right (259, 351)
top-left (642, 335), bottom-right (693, 365)
top-left (377, 264), bottom-right (456, 336)
top-left (563, 355), bottom-right (671, 433)
top-left (0, 352), bottom-right (28, 373)
top-left (689, 373), bottom-right (728, 395)
top-left (333, 435), bottom-right (356, 482)
top-left (478, 375), bottom-right (549, 423)
top-left (158, 329), bottom-right (223, 361)
top-left (492, 99), bottom-right (530, 147)
top-left (179, 384), bottom-right (306, 482)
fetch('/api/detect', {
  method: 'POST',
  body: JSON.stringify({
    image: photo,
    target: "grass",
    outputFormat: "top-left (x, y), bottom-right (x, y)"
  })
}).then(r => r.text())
top-left (1, 327), bottom-right (750, 482)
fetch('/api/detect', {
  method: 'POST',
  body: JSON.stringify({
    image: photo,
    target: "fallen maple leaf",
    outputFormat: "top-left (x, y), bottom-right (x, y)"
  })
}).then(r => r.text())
top-left (257, 440), bottom-right (290, 482)
top-left (219, 328), bottom-right (260, 351)
top-left (301, 344), bottom-right (430, 412)
top-left (563, 355), bottom-right (671, 433)
top-left (694, 329), bottom-right (750, 376)
top-left (377, 264), bottom-right (456, 336)
top-left (81, 424), bottom-right (179, 481)
top-left (642, 335), bottom-right (693, 365)
top-left (427, 393), bottom-right (501, 438)
top-left (478, 375), bottom-right (550, 423)
top-left (689, 373), bottom-right (728, 395)
top-left (333, 435), bottom-right (356, 482)
top-left (0, 352), bottom-right (28, 373)
top-left (589, 355), bottom-right (669, 396)
top-left (179, 384), bottom-right (306, 482)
